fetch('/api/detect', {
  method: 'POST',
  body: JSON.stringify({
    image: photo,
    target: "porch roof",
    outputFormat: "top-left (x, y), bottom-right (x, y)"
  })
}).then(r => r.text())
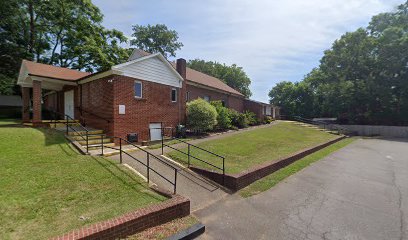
top-left (21, 60), bottom-right (90, 81)
top-left (17, 60), bottom-right (90, 90)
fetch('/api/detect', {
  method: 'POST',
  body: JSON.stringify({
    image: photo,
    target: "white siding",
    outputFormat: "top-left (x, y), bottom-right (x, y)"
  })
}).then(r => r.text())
top-left (115, 56), bottom-right (182, 88)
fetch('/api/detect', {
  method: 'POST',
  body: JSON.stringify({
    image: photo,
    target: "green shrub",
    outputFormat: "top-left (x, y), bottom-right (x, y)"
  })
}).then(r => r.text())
top-left (244, 111), bottom-right (257, 126)
top-left (229, 109), bottom-right (249, 128)
top-left (264, 116), bottom-right (274, 124)
top-left (211, 101), bottom-right (232, 130)
top-left (187, 98), bottom-right (218, 131)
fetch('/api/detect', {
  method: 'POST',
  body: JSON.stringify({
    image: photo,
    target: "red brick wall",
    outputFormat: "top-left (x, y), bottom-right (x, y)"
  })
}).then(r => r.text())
top-left (186, 83), bottom-right (244, 112)
top-left (112, 75), bottom-right (185, 142)
top-left (228, 94), bottom-right (244, 112)
top-left (51, 195), bottom-right (190, 240)
top-left (80, 76), bottom-right (115, 134)
top-left (32, 80), bottom-right (42, 123)
top-left (244, 100), bottom-right (264, 119)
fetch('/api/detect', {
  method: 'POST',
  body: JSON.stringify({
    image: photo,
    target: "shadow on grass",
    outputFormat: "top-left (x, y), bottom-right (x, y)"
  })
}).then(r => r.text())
top-left (1, 124), bottom-right (166, 201)
top-left (89, 156), bottom-right (166, 201)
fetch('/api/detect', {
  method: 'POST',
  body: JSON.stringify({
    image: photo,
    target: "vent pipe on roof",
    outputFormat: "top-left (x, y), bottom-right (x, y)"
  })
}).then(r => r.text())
top-left (176, 58), bottom-right (186, 79)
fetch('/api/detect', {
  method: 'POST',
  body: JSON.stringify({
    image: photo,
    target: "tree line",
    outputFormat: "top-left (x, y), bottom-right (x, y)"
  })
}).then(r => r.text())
top-left (269, 1), bottom-right (408, 125)
top-left (0, 0), bottom-right (252, 98)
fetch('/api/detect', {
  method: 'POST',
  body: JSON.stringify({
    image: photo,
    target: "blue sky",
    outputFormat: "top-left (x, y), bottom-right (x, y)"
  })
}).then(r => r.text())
top-left (93, 0), bottom-right (402, 102)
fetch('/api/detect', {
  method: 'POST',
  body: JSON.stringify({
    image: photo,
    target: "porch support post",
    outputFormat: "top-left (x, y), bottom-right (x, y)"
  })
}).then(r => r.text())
top-left (21, 87), bottom-right (30, 122)
top-left (32, 80), bottom-right (42, 124)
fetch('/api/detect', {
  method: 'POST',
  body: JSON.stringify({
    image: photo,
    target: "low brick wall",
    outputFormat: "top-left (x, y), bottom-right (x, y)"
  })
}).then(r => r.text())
top-left (50, 195), bottom-right (190, 240)
top-left (191, 136), bottom-right (346, 191)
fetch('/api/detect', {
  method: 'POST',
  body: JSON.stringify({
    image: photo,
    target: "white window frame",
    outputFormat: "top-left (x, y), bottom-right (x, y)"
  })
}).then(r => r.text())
top-left (171, 88), bottom-right (177, 102)
top-left (134, 81), bottom-right (142, 99)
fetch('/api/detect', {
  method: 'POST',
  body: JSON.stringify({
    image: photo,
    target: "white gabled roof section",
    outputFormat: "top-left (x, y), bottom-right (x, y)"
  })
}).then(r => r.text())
top-left (112, 53), bottom-right (184, 88)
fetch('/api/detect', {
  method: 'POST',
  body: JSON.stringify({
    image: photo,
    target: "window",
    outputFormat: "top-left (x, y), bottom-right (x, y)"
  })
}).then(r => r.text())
top-left (203, 95), bottom-right (210, 102)
top-left (221, 100), bottom-right (226, 107)
top-left (134, 81), bottom-right (142, 98)
top-left (186, 91), bottom-right (190, 102)
top-left (171, 88), bottom-right (177, 102)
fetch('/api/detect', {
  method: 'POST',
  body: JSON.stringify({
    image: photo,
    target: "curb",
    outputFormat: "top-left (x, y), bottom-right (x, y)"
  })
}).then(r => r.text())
top-left (166, 223), bottom-right (205, 240)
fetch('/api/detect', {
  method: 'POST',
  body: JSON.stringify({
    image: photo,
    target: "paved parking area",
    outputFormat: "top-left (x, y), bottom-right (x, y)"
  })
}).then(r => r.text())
top-left (195, 138), bottom-right (408, 240)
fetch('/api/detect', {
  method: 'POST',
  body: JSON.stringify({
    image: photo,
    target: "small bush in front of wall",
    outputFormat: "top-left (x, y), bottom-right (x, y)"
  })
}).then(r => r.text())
top-left (187, 98), bottom-right (218, 132)
top-left (244, 111), bottom-right (258, 126)
top-left (264, 116), bottom-right (274, 124)
top-left (228, 109), bottom-right (249, 128)
top-left (211, 101), bottom-right (232, 130)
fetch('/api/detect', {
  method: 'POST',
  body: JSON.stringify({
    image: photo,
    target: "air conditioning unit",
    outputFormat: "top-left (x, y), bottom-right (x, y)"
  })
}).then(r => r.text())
top-left (127, 133), bottom-right (138, 143)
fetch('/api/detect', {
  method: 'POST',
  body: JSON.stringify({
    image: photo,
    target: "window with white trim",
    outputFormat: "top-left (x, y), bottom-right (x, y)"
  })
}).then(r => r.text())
top-left (134, 81), bottom-right (142, 98)
top-left (171, 88), bottom-right (177, 102)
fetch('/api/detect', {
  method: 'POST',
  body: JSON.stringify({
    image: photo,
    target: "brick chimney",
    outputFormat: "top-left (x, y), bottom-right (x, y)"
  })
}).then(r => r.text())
top-left (176, 58), bottom-right (186, 79)
top-left (176, 58), bottom-right (187, 125)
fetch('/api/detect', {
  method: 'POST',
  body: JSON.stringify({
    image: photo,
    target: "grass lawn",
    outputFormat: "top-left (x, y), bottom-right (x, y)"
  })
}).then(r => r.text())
top-left (0, 118), bottom-right (21, 125)
top-left (0, 124), bottom-right (166, 240)
top-left (167, 121), bottom-right (338, 174)
top-left (239, 137), bottom-right (356, 197)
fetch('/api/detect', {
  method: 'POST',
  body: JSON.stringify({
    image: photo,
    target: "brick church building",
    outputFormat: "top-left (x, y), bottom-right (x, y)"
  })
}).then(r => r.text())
top-left (17, 49), bottom-right (280, 142)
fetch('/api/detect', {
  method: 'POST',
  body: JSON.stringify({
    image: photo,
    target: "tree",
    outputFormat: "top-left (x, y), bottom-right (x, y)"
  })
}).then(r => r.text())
top-left (268, 1), bottom-right (408, 125)
top-left (188, 59), bottom-right (252, 97)
top-left (0, 0), bottom-right (130, 95)
top-left (187, 98), bottom-right (218, 131)
top-left (130, 24), bottom-right (183, 58)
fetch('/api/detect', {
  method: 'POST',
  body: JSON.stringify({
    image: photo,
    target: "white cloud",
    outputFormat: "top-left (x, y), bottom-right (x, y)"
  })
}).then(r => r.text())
top-left (94, 0), bottom-right (402, 102)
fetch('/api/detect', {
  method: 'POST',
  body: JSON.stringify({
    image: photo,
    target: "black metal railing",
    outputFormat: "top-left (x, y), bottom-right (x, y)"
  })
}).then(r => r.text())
top-left (77, 107), bottom-right (110, 133)
top-left (97, 136), bottom-right (178, 194)
top-left (161, 135), bottom-right (225, 184)
top-left (46, 109), bottom-right (90, 153)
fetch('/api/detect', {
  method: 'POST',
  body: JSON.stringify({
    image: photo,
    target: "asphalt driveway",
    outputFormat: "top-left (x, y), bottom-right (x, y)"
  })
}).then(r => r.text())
top-left (195, 138), bottom-right (408, 240)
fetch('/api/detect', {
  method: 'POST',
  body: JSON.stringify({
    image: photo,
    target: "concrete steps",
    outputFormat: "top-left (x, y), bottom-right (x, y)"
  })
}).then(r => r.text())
top-left (48, 120), bottom-right (115, 153)
top-left (68, 129), bottom-right (104, 136)
top-left (88, 143), bottom-right (116, 150)
top-left (78, 138), bottom-right (112, 145)
top-left (70, 134), bottom-right (106, 141)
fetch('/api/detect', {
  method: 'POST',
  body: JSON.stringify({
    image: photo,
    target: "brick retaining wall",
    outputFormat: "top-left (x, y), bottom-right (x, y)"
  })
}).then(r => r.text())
top-left (50, 195), bottom-right (190, 240)
top-left (191, 136), bottom-right (346, 191)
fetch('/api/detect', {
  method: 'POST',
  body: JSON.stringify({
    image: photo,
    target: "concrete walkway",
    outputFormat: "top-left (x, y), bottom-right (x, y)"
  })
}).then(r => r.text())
top-left (108, 122), bottom-right (279, 211)
top-left (109, 145), bottom-right (228, 211)
top-left (195, 138), bottom-right (408, 240)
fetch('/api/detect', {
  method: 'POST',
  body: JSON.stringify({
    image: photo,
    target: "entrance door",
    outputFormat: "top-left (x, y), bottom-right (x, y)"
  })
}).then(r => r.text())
top-left (149, 123), bottom-right (162, 141)
top-left (64, 90), bottom-right (74, 119)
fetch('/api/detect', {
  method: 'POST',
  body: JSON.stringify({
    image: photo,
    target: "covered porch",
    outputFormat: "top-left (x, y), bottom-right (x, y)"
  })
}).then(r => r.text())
top-left (17, 60), bottom-right (89, 124)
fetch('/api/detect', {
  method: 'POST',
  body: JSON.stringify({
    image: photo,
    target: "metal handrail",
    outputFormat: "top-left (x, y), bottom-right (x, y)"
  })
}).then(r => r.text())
top-left (77, 107), bottom-right (110, 123)
top-left (161, 134), bottom-right (225, 184)
top-left (96, 136), bottom-right (178, 194)
top-left (46, 109), bottom-right (90, 153)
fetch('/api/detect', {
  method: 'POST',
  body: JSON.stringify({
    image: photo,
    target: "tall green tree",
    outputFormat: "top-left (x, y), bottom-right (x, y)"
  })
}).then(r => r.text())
top-left (188, 59), bottom-right (252, 97)
top-left (130, 24), bottom-right (183, 58)
top-left (269, 1), bottom-right (408, 125)
top-left (0, 0), bottom-right (130, 95)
